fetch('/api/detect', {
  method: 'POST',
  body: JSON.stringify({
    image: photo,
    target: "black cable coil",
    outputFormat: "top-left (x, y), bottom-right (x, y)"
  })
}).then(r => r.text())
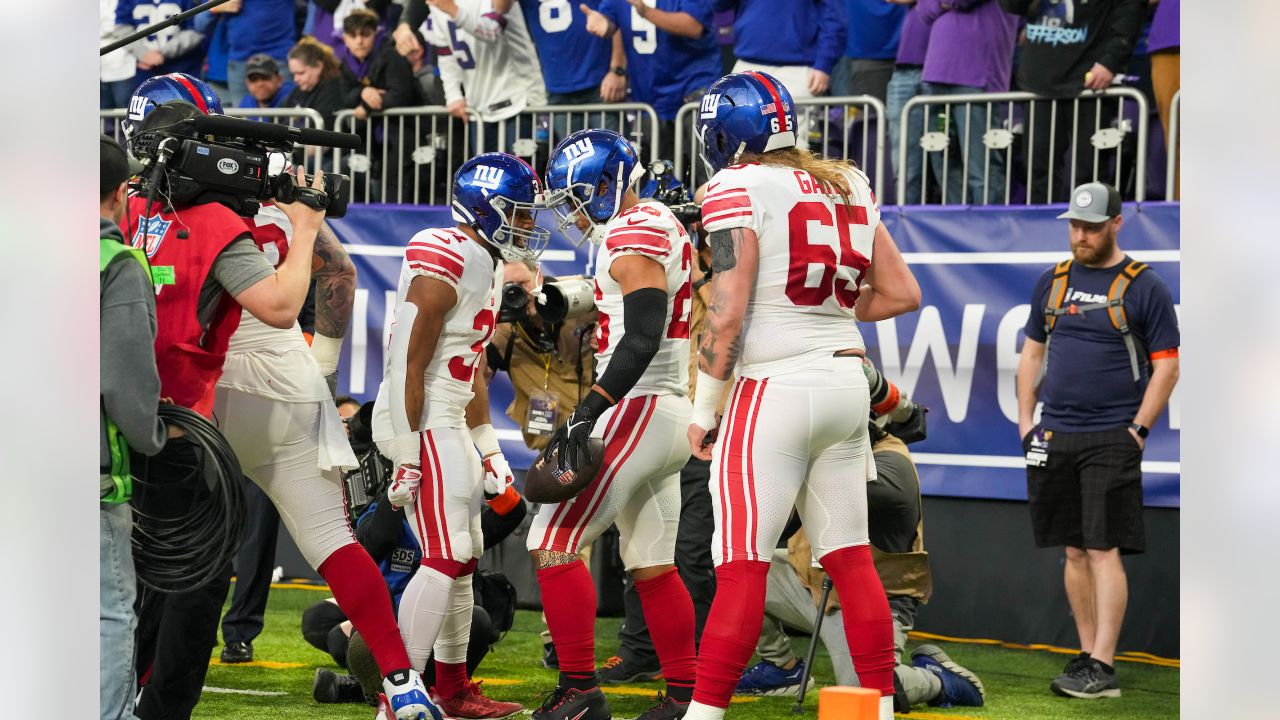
top-left (131, 404), bottom-right (246, 593)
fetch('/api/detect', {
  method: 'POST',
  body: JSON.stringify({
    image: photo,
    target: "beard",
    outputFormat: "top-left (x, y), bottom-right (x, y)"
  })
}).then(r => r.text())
top-left (1071, 227), bottom-right (1118, 265)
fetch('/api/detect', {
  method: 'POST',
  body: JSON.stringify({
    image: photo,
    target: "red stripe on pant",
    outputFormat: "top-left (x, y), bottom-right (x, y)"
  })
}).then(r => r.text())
top-left (566, 396), bottom-right (656, 551)
top-left (539, 398), bottom-right (630, 549)
top-left (542, 397), bottom-right (647, 553)
top-left (427, 431), bottom-right (453, 559)
top-left (721, 380), bottom-right (760, 564)
top-left (716, 382), bottom-right (747, 563)
top-left (741, 379), bottom-right (767, 561)
top-left (413, 433), bottom-right (437, 558)
top-left (415, 430), bottom-right (453, 560)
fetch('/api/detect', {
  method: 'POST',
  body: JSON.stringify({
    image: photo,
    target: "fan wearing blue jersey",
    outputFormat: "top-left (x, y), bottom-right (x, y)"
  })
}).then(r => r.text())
top-left (113, 0), bottom-right (206, 82)
top-left (582, 0), bottom-right (722, 154)
top-left (520, 0), bottom-right (629, 136)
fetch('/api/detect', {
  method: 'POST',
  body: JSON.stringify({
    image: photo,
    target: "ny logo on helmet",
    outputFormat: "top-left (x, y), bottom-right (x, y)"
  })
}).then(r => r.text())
top-left (564, 138), bottom-right (595, 164)
top-left (128, 94), bottom-right (150, 121)
top-left (473, 165), bottom-right (506, 190)
top-left (699, 93), bottom-right (721, 120)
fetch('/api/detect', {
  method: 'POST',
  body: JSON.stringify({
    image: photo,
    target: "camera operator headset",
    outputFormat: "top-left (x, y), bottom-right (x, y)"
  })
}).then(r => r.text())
top-left (123, 73), bottom-right (435, 720)
top-left (485, 260), bottom-right (597, 452)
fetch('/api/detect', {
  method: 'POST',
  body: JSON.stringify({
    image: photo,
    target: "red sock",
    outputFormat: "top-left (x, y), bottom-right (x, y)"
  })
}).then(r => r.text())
top-left (317, 543), bottom-right (410, 676)
top-left (538, 561), bottom-right (598, 680)
top-left (820, 545), bottom-right (895, 696)
top-left (691, 560), bottom-right (770, 709)
top-left (434, 661), bottom-right (468, 698)
top-left (635, 568), bottom-right (696, 699)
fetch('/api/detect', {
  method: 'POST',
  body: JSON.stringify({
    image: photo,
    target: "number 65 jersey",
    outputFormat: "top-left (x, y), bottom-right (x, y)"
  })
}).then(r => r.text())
top-left (700, 162), bottom-right (880, 378)
top-left (373, 227), bottom-right (502, 435)
top-left (593, 201), bottom-right (694, 399)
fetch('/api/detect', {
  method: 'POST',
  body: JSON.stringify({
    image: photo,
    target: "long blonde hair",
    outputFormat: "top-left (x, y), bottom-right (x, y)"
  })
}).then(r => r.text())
top-left (739, 147), bottom-right (864, 206)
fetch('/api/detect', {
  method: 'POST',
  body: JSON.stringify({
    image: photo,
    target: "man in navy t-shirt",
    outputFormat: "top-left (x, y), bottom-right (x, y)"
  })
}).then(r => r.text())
top-left (1015, 182), bottom-right (1180, 702)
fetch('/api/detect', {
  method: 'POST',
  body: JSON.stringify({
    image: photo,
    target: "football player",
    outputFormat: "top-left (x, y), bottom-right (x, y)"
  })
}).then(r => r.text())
top-left (683, 72), bottom-right (922, 720)
top-left (527, 129), bottom-right (697, 720)
top-left (372, 153), bottom-right (548, 719)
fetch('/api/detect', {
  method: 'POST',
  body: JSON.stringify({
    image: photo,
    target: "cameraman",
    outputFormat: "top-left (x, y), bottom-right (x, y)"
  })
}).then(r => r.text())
top-left (123, 74), bottom-right (433, 720)
top-left (485, 260), bottom-right (597, 452)
top-left (734, 361), bottom-right (985, 711)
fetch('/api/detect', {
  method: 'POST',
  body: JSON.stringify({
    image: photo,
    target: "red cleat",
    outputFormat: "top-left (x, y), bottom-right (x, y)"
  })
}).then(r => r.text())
top-left (431, 680), bottom-right (523, 719)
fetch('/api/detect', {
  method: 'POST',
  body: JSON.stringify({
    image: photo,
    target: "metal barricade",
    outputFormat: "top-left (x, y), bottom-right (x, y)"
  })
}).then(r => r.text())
top-left (99, 107), bottom-right (328, 173)
top-left (672, 95), bottom-right (887, 200)
top-left (332, 106), bottom-right (480, 206)
top-left (1166, 90), bottom-right (1180, 201)
top-left (484, 103), bottom-right (662, 172)
top-left (897, 87), bottom-right (1149, 206)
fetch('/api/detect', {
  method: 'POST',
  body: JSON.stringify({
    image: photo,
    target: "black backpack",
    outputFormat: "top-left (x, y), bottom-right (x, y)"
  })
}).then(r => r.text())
top-left (472, 570), bottom-right (517, 641)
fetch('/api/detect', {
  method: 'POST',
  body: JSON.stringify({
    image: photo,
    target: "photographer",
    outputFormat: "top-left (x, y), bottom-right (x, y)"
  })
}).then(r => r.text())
top-left (100, 134), bottom-right (178, 720)
top-left (734, 360), bottom-right (985, 711)
top-left (485, 259), bottom-right (598, 452)
top-left (124, 74), bottom-right (432, 720)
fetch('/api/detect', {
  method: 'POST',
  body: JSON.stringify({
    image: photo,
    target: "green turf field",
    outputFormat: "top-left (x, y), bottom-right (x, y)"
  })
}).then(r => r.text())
top-left (194, 583), bottom-right (1178, 719)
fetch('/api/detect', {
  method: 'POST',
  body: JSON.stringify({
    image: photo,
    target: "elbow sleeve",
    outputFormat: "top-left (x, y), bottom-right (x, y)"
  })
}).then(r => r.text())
top-left (595, 287), bottom-right (667, 403)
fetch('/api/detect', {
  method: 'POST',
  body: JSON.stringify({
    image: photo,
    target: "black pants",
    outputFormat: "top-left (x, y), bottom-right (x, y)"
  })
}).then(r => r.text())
top-left (131, 438), bottom-right (236, 720)
top-left (303, 599), bottom-right (496, 685)
top-left (221, 478), bottom-right (280, 645)
top-left (1025, 97), bottom-right (1121, 203)
top-left (617, 457), bottom-right (716, 664)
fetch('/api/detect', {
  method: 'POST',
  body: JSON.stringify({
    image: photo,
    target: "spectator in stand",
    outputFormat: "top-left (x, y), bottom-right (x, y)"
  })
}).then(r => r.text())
top-left (238, 55), bottom-right (299, 119)
top-left (396, 0), bottom-right (547, 154)
top-left (396, 28), bottom-right (447, 106)
top-left (311, 0), bottom-right (393, 51)
top-left (885, 1), bottom-right (933, 205)
top-left (223, 0), bottom-right (299, 106)
top-left (337, 9), bottom-right (415, 122)
top-left (113, 0), bottom-right (206, 84)
top-left (101, 0), bottom-right (137, 109)
top-left (519, 1), bottom-right (628, 138)
top-left (194, 7), bottom-right (233, 103)
top-left (720, 0), bottom-right (846, 99)
top-left (582, 0), bottom-right (723, 159)
top-left (998, 0), bottom-right (1145, 202)
top-left (918, 0), bottom-right (1019, 205)
top-left (1147, 0), bottom-right (1178, 198)
top-left (337, 8), bottom-right (417, 200)
top-left (286, 37), bottom-right (350, 132)
top-left (832, 0), bottom-right (907, 103)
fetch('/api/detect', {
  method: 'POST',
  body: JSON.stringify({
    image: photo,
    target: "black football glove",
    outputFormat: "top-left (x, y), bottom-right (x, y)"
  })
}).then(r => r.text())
top-left (543, 402), bottom-right (600, 472)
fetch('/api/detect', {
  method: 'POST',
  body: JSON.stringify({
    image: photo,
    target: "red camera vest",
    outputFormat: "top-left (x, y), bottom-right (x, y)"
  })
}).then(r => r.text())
top-left (126, 196), bottom-right (248, 417)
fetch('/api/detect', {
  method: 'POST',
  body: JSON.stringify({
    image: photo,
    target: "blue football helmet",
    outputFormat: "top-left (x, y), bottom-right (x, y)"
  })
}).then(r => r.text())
top-left (123, 72), bottom-right (224, 142)
top-left (452, 153), bottom-right (550, 262)
top-left (545, 129), bottom-right (645, 245)
top-left (695, 71), bottom-right (798, 174)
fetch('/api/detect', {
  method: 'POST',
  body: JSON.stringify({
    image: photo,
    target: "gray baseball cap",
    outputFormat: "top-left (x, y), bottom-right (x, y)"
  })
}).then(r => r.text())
top-left (1057, 182), bottom-right (1122, 222)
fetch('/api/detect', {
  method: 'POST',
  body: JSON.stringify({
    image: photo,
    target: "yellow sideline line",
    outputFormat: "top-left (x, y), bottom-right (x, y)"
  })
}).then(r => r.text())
top-left (907, 631), bottom-right (1181, 668)
top-left (209, 659), bottom-right (307, 669)
top-left (261, 585), bottom-right (1182, 669)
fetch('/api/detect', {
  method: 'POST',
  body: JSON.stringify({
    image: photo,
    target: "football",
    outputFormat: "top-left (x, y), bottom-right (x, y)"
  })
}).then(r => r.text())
top-left (522, 438), bottom-right (607, 504)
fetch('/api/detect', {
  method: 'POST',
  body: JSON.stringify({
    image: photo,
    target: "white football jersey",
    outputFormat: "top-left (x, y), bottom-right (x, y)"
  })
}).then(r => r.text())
top-left (424, 0), bottom-right (547, 122)
top-left (700, 162), bottom-right (880, 378)
top-left (593, 200), bottom-right (693, 399)
top-left (375, 227), bottom-right (503, 432)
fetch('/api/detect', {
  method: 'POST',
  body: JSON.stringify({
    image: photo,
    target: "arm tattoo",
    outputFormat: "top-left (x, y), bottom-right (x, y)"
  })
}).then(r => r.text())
top-left (312, 223), bottom-right (356, 338)
top-left (709, 228), bottom-right (739, 272)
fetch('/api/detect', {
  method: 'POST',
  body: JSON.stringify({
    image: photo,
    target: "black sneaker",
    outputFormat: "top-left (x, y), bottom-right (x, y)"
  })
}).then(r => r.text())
top-left (543, 642), bottom-right (560, 670)
top-left (1062, 651), bottom-right (1092, 675)
top-left (1050, 658), bottom-right (1121, 699)
top-left (313, 667), bottom-right (367, 704)
top-left (220, 640), bottom-right (253, 664)
top-left (598, 655), bottom-right (662, 685)
top-left (631, 692), bottom-right (688, 720)
top-left (531, 686), bottom-right (612, 720)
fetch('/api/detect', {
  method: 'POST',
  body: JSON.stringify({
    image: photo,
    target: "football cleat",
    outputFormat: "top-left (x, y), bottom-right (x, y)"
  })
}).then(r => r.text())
top-left (431, 679), bottom-right (523, 719)
top-left (733, 660), bottom-right (812, 697)
top-left (383, 668), bottom-right (443, 720)
top-left (531, 686), bottom-right (611, 720)
top-left (631, 692), bottom-right (688, 720)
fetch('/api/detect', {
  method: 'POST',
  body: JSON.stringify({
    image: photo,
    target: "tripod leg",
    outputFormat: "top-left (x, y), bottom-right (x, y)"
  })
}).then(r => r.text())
top-left (792, 577), bottom-right (833, 713)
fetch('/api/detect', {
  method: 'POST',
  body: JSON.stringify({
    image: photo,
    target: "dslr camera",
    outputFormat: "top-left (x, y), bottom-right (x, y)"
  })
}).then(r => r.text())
top-left (640, 159), bottom-right (700, 227)
top-left (499, 275), bottom-right (595, 325)
top-left (129, 101), bottom-right (354, 218)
